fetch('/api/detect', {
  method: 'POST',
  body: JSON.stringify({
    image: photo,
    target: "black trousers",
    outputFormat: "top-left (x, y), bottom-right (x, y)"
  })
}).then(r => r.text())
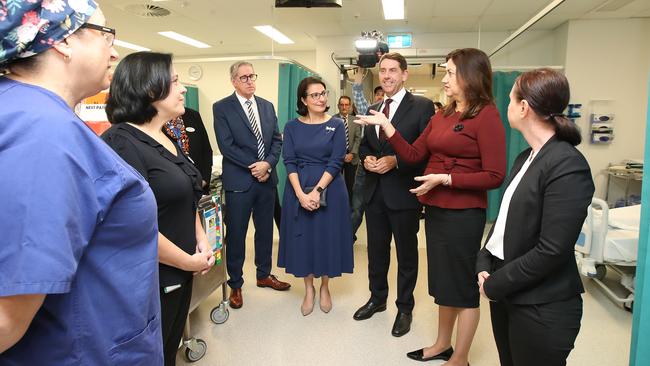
top-left (160, 278), bottom-right (193, 366)
top-left (365, 188), bottom-right (420, 313)
top-left (489, 295), bottom-right (582, 366)
top-left (343, 162), bottom-right (357, 205)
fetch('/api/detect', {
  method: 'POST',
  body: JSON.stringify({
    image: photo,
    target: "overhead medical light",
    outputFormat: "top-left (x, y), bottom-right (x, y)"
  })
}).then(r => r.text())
top-left (158, 31), bottom-right (211, 48)
top-left (254, 25), bottom-right (295, 44)
top-left (114, 39), bottom-right (151, 52)
top-left (382, 0), bottom-right (404, 20)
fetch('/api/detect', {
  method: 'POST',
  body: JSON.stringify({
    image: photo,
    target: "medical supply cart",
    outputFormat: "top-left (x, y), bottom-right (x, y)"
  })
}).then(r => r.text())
top-left (182, 177), bottom-right (229, 362)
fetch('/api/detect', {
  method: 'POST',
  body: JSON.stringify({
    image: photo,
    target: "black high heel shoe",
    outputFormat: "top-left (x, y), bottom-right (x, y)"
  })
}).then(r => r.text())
top-left (406, 346), bottom-right (453, 362)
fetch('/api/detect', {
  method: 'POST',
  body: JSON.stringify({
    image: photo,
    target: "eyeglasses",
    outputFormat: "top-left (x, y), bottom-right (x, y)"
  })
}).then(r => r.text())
top-left (237, 74), bottom-right (258, 82)
top-left (81, 23), bottom-right (116, 47)
top-left (306, 90), bottom-right (329, 100)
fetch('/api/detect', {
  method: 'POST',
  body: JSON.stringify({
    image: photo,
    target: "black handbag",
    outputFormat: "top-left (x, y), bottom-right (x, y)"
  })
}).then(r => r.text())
top-left (305, 186), bottom-right (327, 207)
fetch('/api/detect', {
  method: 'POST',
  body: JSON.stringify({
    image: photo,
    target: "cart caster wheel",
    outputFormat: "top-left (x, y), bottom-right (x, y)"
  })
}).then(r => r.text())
top-left (185, 339), bottom-right (207, 362)
top-left (594, 265), bottom-right (607, 281)
top-left (211, 306), bottom-right (229, 324)
top-left (624, 301), bottom-right (634, 312)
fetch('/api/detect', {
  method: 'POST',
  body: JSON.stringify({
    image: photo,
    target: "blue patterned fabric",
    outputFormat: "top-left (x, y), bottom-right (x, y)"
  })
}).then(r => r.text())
top-left (0, 0), bottom-right (96, 66)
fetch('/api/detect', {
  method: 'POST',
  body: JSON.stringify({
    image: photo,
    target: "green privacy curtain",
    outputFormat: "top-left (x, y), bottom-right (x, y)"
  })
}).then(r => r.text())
top-left (487, 71), bottom-right (529, 221)
top-left (183, 85), bottom-right (199, 110)
top-left (276, 63), bottom-right (314, 200)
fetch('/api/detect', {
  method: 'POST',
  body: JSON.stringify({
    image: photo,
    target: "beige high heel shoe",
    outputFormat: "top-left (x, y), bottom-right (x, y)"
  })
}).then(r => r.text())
top-left (301, 286), bottom-right (316, 316)
top-left (319, 286), bottom-right (332, 313)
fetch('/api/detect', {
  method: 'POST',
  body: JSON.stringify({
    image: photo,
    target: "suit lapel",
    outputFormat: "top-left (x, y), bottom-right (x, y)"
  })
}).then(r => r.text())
top-left (390, 92), bottom-right (413, 130)
top-left (366, 102), bottom-right (382, 151)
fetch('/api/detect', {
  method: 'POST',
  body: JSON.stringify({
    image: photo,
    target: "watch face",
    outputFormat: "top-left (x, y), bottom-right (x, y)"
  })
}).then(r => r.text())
top-left (188, 65), bottom-right (202, 81)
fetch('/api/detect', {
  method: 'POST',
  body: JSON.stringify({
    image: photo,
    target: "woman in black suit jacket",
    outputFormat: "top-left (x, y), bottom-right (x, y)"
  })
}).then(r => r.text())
top-left (476, 68), bottom-right (594, 366)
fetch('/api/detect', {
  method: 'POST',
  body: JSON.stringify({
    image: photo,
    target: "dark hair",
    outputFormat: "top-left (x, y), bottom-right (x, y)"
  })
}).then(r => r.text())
top-left (373, 86), bottom-right (384, 95)
top-left (514, 68), bottom-right (581, 146)
top-left (442, 48), bottom-right (494, 121)
top-left (433, 102), bottom-right (444, 110)
top-left (106, 52), bottom-right (173, 125)
top-left (338, 96), bottom-right (351, 104)
top-left (378, 52), bottom-right (407, 71)
top-left (1, 53), bottom-right (41, 75)
top-left (296, 76), bottom-right (330, 116)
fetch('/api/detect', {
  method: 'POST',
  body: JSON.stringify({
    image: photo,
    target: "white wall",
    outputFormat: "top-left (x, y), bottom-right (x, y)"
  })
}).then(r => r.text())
top-left (174, 51), bottom-right (316, 152)
top-left (564, 18), bottom-right (650, 198)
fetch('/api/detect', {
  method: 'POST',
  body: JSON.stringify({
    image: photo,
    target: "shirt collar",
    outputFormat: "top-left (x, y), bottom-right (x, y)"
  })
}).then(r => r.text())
top-left (384, 87), bottom-right (406, 106)
top-left (235, 92), bottom-right (255, 105)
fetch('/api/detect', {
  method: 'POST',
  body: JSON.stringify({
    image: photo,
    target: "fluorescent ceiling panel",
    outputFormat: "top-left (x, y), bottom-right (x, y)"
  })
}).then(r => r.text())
top-left (158, 31), bottom-right (211, 48)
top-left (114, 39), bottom-right (151, 51)
top-left (253, 25), bottom-right (294, 44)
top-left (382, 0), bottom-right (405, 20)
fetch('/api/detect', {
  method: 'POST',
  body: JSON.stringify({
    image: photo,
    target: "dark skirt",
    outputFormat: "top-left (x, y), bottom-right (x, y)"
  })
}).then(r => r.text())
top-left (425, 206), bottom-right (486, 308)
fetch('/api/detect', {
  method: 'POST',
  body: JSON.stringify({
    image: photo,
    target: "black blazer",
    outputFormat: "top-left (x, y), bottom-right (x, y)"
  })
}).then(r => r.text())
top-left (213, 93), bottom-right (282, 192)
top-left (476, 136), bottom-right (594, 305)
top-left (359, 92), bottom-right (434, 210)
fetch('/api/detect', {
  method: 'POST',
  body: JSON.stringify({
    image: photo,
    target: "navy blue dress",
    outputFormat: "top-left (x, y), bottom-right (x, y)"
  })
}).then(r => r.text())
top-left (278, 117), bottom-right (354, 278)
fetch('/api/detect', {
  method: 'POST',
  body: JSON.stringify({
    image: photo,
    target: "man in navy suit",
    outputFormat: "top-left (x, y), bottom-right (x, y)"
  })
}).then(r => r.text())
top-left (213, 61), bottom-right (290, 309)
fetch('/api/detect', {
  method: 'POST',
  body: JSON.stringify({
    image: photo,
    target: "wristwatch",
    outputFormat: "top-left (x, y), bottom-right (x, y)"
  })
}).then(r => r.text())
top-left (316, 186), bottom-right (324, 193)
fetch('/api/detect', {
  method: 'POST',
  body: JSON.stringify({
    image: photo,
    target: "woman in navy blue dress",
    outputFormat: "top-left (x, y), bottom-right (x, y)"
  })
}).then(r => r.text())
top-left (278, 77), bottom-right (354, 316)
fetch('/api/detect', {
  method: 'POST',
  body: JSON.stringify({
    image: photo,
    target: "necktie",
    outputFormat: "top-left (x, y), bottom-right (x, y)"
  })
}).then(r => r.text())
top-left (343, 115), bottom-right (350, 151)
top-left (379, 98), bottom-right (393, 141)
top-left (245, 100), bottom-right (265, 160)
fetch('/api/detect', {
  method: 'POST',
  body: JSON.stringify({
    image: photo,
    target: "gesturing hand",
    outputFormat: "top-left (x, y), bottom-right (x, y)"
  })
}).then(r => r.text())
top-left (409, 174), bottom-right (446, 196)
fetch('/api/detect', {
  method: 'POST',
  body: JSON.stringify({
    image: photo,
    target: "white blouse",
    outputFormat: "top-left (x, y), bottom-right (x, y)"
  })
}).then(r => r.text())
top-left (485, 150), bottom-right (537, 259)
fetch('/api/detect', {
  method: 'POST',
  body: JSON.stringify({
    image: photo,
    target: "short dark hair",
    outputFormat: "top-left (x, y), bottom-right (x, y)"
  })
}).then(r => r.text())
top-left (378, 52), bottom-right (407, 71)
top-left (296, 76), bottom-right (330, 116)
top-left (106, 52), bottom-right (173, 125)
top-left (442, 48), bottom-right (494, 121)
top-left (514, 68), bottom-right (581, 146)
top-left (373, 86), bottom-right (384, 95)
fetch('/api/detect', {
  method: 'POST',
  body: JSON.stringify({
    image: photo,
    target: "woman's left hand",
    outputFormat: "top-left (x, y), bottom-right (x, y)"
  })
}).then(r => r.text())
top-left (195, 237), bottom-right (215, 275)
top-left (305, 189), bottom-right (321, 211)
top-left (409, 174), bottom-right (446, 196)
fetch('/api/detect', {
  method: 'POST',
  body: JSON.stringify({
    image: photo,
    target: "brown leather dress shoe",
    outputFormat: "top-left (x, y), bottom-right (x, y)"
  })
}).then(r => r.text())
top-left (256, 275), bottom-right (291, 291)
top-left (229, 288), bottom-right (243, 309)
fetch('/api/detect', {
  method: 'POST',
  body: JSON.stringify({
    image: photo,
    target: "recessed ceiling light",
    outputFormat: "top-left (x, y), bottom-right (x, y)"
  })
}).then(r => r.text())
top-left (158, 31), bottom-right (211, 48)
top-left (382, 0), bottom-right (404, 20)
top-left (253, 25), bottom-right (294, 44)
top-left (114, 39), bottom-right (151, 52)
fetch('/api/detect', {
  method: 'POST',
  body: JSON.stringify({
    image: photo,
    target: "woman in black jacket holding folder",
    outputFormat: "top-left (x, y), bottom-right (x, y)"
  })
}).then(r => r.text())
top-left (476, 68), bottom-right (594, 366)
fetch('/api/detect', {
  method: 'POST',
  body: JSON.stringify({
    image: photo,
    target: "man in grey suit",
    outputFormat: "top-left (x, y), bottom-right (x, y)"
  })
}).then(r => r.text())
top-left (333, 95), bottom-right (361, 204)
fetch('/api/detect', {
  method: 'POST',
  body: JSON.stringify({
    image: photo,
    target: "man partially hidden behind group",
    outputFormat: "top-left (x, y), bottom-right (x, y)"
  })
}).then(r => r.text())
top-left (213, 61), bottom-right (291, 310)
top-left (333, 95), bottom-right (362, 204)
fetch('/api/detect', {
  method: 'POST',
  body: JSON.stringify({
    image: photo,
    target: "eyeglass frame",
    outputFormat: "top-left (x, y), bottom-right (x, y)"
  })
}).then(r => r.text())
top-left (305, 90), bottom-right (329, 100)
top-left (237, 73), bottom-right (258, 83)
top-left (80, 23), bottom-right (116, 47)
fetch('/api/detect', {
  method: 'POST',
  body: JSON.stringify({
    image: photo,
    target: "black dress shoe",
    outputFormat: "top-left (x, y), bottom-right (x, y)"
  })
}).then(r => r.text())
top-left (353, 300), bottom-right (387, 320)
top-left (406, 346), bottom-right (454, 361)
top-left (391, 312), bottom-right (412, 337)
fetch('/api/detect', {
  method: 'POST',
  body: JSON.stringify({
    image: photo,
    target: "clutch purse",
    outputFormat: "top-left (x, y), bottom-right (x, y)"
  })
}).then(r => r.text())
top-left (305, 186), bottom-right (327, 207)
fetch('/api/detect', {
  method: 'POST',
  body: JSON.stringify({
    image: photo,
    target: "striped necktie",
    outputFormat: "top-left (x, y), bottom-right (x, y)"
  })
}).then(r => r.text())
top-left (343, 115), bottom-right (350, 151)
top-left (245, 100), bottom-right (265, 160)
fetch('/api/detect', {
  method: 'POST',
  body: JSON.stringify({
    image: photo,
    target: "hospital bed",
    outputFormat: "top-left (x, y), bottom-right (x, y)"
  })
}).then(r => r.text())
top-left (575, 197), bottom-right (639, 311)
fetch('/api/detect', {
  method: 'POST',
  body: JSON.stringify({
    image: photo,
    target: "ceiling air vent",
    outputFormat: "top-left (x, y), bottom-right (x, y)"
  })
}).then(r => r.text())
top-left (124, 4), bottom-right (172, 18)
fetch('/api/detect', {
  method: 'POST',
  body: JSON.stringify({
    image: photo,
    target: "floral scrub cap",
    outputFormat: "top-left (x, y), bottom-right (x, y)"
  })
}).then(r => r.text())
top-left (0, 0), bottom-right (97, 66)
